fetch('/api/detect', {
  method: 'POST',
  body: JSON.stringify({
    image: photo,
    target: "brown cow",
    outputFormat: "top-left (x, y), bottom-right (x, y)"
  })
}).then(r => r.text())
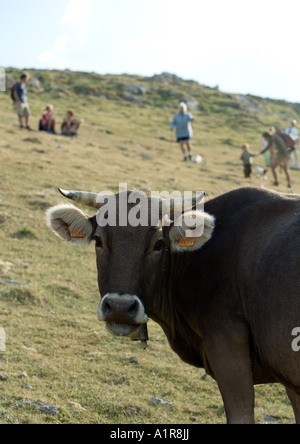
top-left (46, 186), bottom-right (300, 424)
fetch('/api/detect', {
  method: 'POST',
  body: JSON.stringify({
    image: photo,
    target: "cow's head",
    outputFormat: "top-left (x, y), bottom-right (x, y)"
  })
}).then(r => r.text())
top-left (46, 189), bottom-right (215, 341)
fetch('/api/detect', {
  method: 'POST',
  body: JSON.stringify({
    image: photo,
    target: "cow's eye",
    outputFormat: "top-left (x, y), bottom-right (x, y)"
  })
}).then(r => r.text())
top-left (153, 240), bottom-right (164, 252)
top-left (95, 236), bottom-right (103, 249)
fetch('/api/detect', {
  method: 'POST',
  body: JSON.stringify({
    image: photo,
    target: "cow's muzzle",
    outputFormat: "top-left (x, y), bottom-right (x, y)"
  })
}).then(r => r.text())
top-left (98, 293), bottom-right (148, 337)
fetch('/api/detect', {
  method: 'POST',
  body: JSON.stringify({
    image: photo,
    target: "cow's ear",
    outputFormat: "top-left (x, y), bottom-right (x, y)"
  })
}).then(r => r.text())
top-left (46, 204), bottom-right (94, 246)
top-left (168, 211), bottom-right (215, 253)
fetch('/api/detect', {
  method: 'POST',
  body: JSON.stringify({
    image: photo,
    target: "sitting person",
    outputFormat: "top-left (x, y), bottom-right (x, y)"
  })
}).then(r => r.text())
top-left (61, 110), bottom-right (83, 137)
top-left (39, 105), bottom-right (56, 134)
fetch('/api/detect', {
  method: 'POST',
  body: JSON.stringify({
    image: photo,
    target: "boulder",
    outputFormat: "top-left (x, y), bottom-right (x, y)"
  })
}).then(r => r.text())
top-left (0, 328), bottom-right (6, 352)
top-left (28, 77), bottom-right (43, 91)
top-left (124, 83), bottom-right (147, 96)
top-left (185, 98), bottom-right (200, 111)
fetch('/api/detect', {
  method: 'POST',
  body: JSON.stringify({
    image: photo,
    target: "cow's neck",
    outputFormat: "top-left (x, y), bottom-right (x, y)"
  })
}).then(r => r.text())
top-left (149, 252), bottom-right (206, 368)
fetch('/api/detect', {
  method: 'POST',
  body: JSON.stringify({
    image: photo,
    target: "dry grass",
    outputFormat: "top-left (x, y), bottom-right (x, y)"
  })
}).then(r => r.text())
top-left (0, 70), bottom-right (299, 423)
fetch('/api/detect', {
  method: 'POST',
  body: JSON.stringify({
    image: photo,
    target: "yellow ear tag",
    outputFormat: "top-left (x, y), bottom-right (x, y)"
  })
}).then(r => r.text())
top-left (70, 231), bottom-right (86, 239)
top-left (178, 237), bottom-right (195, 247)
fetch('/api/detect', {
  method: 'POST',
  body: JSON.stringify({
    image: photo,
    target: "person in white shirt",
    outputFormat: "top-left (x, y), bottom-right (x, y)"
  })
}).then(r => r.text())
top-left (285, 120), bottom-right (299, 169)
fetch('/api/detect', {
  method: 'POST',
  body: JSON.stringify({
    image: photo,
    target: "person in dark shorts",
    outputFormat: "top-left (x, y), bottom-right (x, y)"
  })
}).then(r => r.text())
top-left (258, 132), bottom-right (292, 188)
top-left (170, 102), bottom-right (194, 161)
top-left (240, 144), bottom-right (256, 178)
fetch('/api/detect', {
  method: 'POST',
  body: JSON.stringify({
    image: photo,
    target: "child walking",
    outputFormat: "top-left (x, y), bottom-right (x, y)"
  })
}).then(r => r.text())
top-left (241, 144), bottom-right (256, 178)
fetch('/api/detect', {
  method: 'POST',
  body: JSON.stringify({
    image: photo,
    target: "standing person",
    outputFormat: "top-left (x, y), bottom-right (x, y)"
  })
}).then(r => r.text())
top-left (12, 73), bottom-right (31, 130)
top-left (39, 105), bottom-right (56, 134)
top-left (260, 127), bottom-right (274, 168)
top-left (240, 144), bottom-right (256, 178)
top-left (258, 132), bottom-right (292, 188)
top-left (170, 102), bottom-right (194, 161)
top-left (284, 120), bottom-right (299, 170)
top-left (61, 110), bottom-right (83, 137)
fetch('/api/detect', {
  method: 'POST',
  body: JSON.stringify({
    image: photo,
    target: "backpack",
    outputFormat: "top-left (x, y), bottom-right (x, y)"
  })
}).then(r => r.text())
top-left (9, 82), bottom-right (19, 102)
top-left (275, 130), bottom-right (296, 152)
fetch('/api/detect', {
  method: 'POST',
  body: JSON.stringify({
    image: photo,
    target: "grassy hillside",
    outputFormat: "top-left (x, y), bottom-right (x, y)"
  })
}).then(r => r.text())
top-left (0, 68), bottom-right (299, 424)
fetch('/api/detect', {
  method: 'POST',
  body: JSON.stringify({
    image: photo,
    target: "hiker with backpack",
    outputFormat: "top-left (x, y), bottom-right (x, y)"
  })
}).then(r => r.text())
top-left (11, 73), bottom-right (31, 130)
top-left (258, 131), bottom-right (292, 188)
top-left (284, 120), bottom-right (299, 170)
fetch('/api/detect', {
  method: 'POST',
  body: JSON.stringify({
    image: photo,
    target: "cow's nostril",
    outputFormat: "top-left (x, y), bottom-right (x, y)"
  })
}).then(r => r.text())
top-left (128, 301), bottom-right (139, 317)
top-left (104, 300), bottom-right (113, 316)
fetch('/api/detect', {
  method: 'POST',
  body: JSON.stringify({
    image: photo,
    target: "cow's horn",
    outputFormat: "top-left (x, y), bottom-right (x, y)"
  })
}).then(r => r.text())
top-left (169, 192), bottom-right (205, 213)
top-left (58, 188), bottom-right (102, 209)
